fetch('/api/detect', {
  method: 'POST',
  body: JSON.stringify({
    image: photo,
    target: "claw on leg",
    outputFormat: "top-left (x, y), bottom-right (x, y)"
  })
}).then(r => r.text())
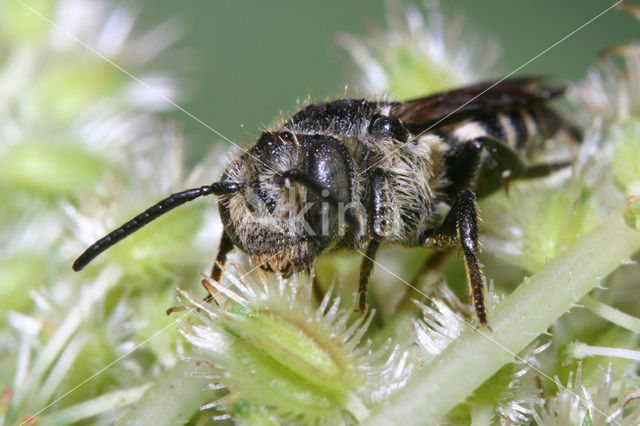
top-left (201, 276), bottom-right (220, 306)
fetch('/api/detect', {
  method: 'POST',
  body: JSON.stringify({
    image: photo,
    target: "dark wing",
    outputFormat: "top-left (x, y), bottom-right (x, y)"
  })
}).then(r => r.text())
top-left (390, 77), bottom-right (564, 133)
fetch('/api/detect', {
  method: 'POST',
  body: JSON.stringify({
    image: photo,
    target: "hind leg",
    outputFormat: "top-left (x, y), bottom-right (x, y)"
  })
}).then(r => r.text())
top-left (420, 190), bottom-right (487, 325)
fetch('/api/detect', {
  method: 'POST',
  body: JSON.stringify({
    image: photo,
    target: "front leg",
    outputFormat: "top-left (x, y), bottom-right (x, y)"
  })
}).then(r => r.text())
top-left (166, 232), bottom-right (236, 315)
top-left (357, 169), bottom-right (394, 311)
top-left (421, 190), bottom-right (487, 326)
top-left (204, 232), bottom-right (235, 302)
top-left (210, 231), bottom-right (234, 282)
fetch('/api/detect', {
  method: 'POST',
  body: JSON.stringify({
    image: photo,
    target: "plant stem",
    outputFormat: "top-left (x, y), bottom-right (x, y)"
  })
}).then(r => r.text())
top-left (581, 295), bottom-right (640, 334)
top-left (364, 215), bottom-right (640, 425)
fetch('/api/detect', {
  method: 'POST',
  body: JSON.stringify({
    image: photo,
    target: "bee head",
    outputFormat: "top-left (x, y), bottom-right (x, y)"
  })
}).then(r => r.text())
top-left (217, 131), bottom-right (358, 274)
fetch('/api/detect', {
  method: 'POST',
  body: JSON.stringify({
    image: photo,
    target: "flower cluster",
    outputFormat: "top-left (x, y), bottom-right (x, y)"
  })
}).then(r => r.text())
top-left (337, 2), bottom-right (499, 100)
top-left (0, 0), bottom-right (218, 423)
top-left (1, 1), bottom-right (640, 425)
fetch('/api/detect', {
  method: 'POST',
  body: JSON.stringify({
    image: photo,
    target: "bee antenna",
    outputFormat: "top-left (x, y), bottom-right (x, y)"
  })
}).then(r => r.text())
top-left (72, 182), bottom-right (242, 271)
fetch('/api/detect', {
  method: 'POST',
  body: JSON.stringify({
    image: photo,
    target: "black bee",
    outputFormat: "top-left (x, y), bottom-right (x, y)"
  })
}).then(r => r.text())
top-left (73, 77), bottom-right (579, 325)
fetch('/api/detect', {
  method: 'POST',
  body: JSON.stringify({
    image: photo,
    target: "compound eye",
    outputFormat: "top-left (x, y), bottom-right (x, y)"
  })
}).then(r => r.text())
top-left (368, 115), bottom-right (409, 142)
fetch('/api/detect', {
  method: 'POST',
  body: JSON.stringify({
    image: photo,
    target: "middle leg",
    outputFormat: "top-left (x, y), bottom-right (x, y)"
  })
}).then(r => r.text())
top-left (356, 168), bottom-right (392, 311)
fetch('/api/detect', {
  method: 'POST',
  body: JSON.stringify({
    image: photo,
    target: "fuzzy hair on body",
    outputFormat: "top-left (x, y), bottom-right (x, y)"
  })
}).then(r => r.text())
top-left (73, 77), bottom-right (578, 324)
top-left (216, 78), bottom-right (577, 276)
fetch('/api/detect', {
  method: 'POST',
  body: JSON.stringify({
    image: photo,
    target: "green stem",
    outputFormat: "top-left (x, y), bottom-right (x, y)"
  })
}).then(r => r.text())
top-left (364, 216), bottom-right (640, 425)
top-left (581, 295), bottom-right (640, 334)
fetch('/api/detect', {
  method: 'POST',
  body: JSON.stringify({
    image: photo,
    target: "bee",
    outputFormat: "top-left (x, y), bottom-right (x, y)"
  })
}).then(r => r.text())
top-left (73, 77), bottom-right (579, 325)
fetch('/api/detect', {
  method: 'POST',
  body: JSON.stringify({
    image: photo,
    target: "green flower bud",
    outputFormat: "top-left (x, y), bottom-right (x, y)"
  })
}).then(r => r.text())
top-left (180, 272), bottom-right (409, 424)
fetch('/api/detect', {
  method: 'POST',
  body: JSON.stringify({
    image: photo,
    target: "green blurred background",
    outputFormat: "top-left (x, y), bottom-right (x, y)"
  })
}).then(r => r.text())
top-left (131, 0), bottom-right (638, 164)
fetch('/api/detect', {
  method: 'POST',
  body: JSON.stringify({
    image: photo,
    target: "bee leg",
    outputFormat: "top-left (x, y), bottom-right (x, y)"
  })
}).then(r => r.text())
top-left (166, 233), bottom-right (235, 315)
top-left (205, 232), bottom-right (235, 302)
top-left (312, 274), bottom-right (325, 304)
top-left (473, 137), bottom-right (571, 196)
top-left (407, 249), bottom-right (453, 290)
top-left (369, 169), bottom-right (395, 240)
top-left (444, 140), bottom-right (483, 201)
top-left (454, 190), bottom-right (487, 326)
top-left (356, 169), bottom-right (392, 312)
top-left (520, 161), bottom-right (572, 179)
top-left (357, 239), bottom-right (380, 312)
top-left (475, 136), bottom-right (526, 181)
top-left (420, 190), bottom-right (487, 326)
top-left (477, 136), bottom-right (571, 180)
top-left (210, 232), bottom-right (234, 281)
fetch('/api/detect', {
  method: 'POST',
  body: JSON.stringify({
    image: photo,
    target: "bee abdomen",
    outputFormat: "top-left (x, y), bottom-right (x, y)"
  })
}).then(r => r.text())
top-left (506, 106), bottom-right (569, 148)
top-left (448, 105), bottom-right (572, 151)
